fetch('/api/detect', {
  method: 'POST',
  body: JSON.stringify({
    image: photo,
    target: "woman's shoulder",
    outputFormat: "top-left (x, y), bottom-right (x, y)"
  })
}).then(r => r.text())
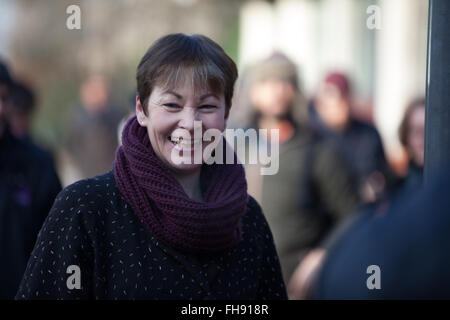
top-left (243, 195), bottom-right (274, 241)
top-left (49, 171), bottom-right (123, 222)
top-left (246, 195), bottom-right (262, 215)
top-left (56, 171), bottom-right (116, 202)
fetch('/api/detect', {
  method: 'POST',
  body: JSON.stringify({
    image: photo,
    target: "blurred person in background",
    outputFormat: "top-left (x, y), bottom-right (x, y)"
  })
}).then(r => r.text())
top-left (397, 97), bottom-right (425, 191)
top-left (243, 54), bottom-right (359, 298)
top-left (61, 74), bottom-right (124, 183)
top-left (6, 81), bottom-right (35, 139)
top-left (117, 92), bottom-right (139, 145)
top-left (287, 97), bottom-right (427, 299)
top-left (310, 72), bottom-right (393, 203)
top-left (7, 80), bottom-right (58, 168)
top-left (0, 60), bottom-right (61, 299)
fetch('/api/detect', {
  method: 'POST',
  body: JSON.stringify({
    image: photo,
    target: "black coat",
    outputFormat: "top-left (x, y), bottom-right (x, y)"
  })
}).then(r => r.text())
top-left (16, 171), bottom-right (287, 300)
top-left (0, 130), bottom-right (61, 299)
top-left (314, 170), bottom-right (450, 299)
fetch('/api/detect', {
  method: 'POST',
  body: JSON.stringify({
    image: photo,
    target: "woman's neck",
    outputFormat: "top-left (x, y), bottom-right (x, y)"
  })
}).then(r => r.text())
top-left (173, 169), bottom-right (203, 201)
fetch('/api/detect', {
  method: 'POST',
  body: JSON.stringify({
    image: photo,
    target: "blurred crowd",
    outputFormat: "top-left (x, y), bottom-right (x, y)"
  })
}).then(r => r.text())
top-left (238, 53), bottom-right (427, 299)
top-left (0, 49), bottom-right (438, 299)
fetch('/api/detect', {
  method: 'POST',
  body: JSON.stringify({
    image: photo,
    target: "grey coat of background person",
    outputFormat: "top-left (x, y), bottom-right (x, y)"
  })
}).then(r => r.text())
top-left (245, 127), bottom-right (358, 284)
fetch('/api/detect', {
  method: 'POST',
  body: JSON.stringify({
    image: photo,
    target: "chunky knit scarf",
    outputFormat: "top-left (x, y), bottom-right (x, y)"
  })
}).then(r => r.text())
top-left (113, 116), bottom-right (248, 253)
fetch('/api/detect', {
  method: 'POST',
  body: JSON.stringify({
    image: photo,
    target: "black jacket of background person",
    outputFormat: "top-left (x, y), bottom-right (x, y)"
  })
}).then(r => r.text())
top-left (16, 171), bottom-right (287, 300)
top-left (314, 169), bottom-right (450, 299)
top-left (309, 104), bottom-right (392, 193)
top-left (0, 128), bottom-right (61, 299)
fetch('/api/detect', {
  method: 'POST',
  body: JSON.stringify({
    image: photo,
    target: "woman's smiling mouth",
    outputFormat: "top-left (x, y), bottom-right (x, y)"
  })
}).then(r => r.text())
top-left (168, 136), bottom-right (202, 151)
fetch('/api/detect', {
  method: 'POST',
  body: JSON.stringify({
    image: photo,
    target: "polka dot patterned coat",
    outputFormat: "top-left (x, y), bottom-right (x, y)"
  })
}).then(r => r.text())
top-left (15, 171), bottom-right (287, 300)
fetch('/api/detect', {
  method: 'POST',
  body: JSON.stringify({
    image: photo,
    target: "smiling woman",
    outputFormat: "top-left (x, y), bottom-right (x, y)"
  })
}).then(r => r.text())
top-left (137, 84), bottom-right (227, 184)
top-left (15, 33), bottom-right (287, 300)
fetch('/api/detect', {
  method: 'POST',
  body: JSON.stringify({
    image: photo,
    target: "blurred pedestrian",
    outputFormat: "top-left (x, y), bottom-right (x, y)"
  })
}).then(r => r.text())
top-left (397, 97), bottom-right (426, 191)
top-left (7, 80), bottom-right (58, 169)
top-left (6, 81), bottom-right (35, 139)
top-left (0, 60), bottom-right (61, 299)
top-left (61, 74), bottom-right (124, 183)
top-left (16, 34), bottom-right (286, 300)
top-left (311, 72), bottom-right (393, 203)
top-left (243, 54), bottom-right (359, 297)
top-left (117, 92), bottom-right (138, 145)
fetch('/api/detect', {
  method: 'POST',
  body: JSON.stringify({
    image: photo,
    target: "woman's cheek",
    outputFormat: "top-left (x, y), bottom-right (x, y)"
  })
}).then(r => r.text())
top-left (204, 112), bottom-right (227, 132)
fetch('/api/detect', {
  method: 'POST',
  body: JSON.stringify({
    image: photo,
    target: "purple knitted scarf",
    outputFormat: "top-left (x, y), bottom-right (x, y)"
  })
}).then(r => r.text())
top-left (113, 116), bottom-right (248, 253)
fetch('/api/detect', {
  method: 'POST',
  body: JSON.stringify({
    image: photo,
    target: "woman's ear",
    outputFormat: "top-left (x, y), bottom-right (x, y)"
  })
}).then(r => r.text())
top-left (136, 96), bottom-right (149, 127)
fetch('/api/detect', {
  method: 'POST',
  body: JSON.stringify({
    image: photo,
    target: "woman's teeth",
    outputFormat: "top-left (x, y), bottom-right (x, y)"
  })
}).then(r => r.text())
top-left (169, 137), bottom-right (201, 146)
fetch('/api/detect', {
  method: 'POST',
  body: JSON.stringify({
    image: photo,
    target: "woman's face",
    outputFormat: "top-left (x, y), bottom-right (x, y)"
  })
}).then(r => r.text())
top-left (407, 105), bottom-right (425, 167)
top-left (315, 82), bottom-right (350, 131)
top-left (136, 78), bottom-right (227, 175)
top-left (250, 79), bottom-right (295, 118)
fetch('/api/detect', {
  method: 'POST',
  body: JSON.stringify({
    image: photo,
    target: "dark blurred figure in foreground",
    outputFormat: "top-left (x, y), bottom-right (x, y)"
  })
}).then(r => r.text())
top-left (7, 81), bottom-right (57, 169)
top-left (0, 60), bottom-right (61, 299)
top-left (6, 81), bottom-right (35, 139)
top-left (243, 54), bottom-right (359, 298)
top-left (61, 75), bottom-right (123, 183)
top-left (313, 167), bottom-right (450, 299)
top-left (397, 97), bottom-right (425, 191)
top-left (310, 72), bottom-right (393, 203)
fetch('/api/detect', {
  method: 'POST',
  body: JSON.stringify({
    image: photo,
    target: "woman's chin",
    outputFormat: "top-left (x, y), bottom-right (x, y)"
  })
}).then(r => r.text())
top-left (166, 159), bottom-right (203, 175)
top-left (163, 144), bottom-right (205, 173)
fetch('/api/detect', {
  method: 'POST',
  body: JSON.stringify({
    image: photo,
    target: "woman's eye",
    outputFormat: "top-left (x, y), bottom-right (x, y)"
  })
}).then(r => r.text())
top-left (199, 105), bottom-right (217, 111)
top-left (163, 103), bottom-right (182, 110)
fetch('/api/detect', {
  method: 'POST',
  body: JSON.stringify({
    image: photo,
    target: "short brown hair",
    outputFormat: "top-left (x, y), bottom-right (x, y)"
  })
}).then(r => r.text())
top-left (136, 33), bottom-right (238, 118)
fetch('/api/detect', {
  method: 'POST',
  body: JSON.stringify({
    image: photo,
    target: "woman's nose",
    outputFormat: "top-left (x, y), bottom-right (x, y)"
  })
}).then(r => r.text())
top-left (178, 107), bottom-right (198, 132)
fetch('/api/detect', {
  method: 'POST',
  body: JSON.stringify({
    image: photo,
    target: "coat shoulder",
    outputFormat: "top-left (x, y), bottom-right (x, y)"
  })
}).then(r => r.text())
top-left (49, 171), bottom-right (118, 221)
top-left (243, 195), bottom-right (273, 240)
